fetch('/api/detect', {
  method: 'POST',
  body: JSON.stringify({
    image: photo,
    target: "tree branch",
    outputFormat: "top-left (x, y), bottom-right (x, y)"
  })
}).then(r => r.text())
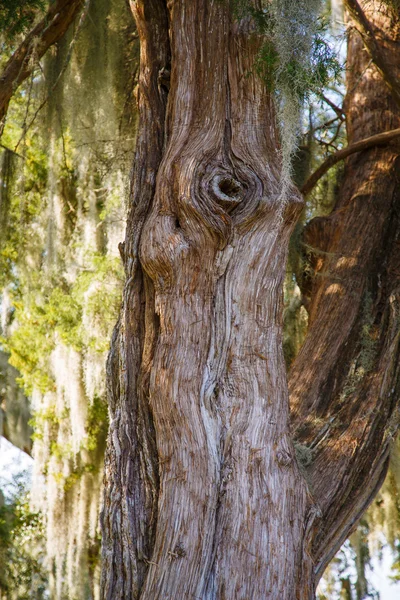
top-left (319, 93), bottom-right (346, 119)
top-left (301, 127), bottom-right (400, 196)
top-left (14, 0), bottom-right (91, 151)
top-left (0, 430), bottom-right (32, 457)
top-left (344, 0), bottom-right (400, 109)
top-left (0, 0), bottom-right (84, 136)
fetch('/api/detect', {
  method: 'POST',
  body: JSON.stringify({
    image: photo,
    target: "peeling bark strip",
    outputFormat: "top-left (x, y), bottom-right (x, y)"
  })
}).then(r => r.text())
top-left (101, 1), bottom-right (400, 599)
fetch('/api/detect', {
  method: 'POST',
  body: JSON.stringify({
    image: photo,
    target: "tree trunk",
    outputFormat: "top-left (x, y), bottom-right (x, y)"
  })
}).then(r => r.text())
top-left (290, 0), bottom-right (400, 583)
top-left (100, 1), bottom-right (400, 599)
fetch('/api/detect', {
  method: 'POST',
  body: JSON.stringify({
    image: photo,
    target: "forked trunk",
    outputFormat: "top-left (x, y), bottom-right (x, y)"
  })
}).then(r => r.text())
top-left (100, 1), bottom-right (400, 599)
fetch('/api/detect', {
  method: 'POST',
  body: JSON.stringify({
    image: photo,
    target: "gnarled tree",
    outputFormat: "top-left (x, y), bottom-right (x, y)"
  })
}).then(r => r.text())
top-left (98, 0), bottom-right (400, 599)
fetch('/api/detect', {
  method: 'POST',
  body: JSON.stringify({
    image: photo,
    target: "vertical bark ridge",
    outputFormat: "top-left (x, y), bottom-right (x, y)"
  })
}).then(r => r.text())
top-left (203, 16), bottom-right (313, 600)
top-left (289, 0), bottom-right (400, 582)
top-left (138, 0), bottom-right (313, 597)
top-left (137, 3), bottom-right (231, 597)
top-left (100, 1), bottom-right (170, 598)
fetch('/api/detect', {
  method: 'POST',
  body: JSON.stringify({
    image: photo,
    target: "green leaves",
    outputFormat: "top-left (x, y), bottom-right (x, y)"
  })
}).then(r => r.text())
top-left (229, 1), bottom-right (342, 198)
top-left (0, 0), bottom-right (45, 44)
top-left (0, 490), bottom-right (47, 599)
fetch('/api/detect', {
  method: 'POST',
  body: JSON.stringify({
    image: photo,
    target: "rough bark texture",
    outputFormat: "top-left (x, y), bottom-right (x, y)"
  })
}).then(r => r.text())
top-left (101, 1), bottom-right (400, 599)
top-left (101, 1), bottom-right (316, 599)
top-left (290, 0), bottom-right (400, 582)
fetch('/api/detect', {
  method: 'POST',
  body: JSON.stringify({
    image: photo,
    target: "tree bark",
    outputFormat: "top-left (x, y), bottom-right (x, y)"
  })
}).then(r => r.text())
top-left (290, 0), bottom-right (400, 582)
top-left (101, 1), bottom-right (400, 599)
top-left (101, 1), bottom-right (317, 599)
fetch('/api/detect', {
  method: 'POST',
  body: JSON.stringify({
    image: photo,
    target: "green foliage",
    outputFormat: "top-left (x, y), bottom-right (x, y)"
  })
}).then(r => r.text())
top-left (230, 1), bottom-right (342, 198)
top-left (255, 15), bottom-right (340, 100)
top-left (72, 253), bottom-right (124, 352)
top-left (0, 113), bottom-right (48, 289)
top-left (1, 252), bottom-right (123, 395)
top-left (0, 0), bottom-right (45, 42)
top-left (229, 1), bottom-right (340, 97)
top-left (63, 463), bottom-right (97, 491)
top-left (0, 486), bottom-right (48, 599)
top-left (391, 541), bottom-right (400, 583)
top-left (0, 1), bottom-right (137, 597)
top-left (84, 395), bottom-right (109, 452)
top-left (1, 304), bottom-right (56, 396)
top-left (0, 279), bottom-right (84, 395)
top-left (29, 404), bottom-right (69, 443)
top-left (255, 39), bottom-right (279, 92)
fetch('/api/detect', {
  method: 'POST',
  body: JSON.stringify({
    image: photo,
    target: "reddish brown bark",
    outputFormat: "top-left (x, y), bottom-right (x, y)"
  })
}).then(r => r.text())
top-left (290, 0), bottom-right (400, 580)
top-left (345, 0), bottom-right (400, 108)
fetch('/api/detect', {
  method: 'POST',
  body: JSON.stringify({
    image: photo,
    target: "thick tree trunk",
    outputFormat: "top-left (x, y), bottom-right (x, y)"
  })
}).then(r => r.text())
top-left (100, 1), bottom-right (400, 599)
top-left (101, 2), bottom-right (316, 599)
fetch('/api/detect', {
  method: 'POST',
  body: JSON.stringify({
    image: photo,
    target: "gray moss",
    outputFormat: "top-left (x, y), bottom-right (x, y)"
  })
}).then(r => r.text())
top-left (294, 441), bottom-right (314, 469)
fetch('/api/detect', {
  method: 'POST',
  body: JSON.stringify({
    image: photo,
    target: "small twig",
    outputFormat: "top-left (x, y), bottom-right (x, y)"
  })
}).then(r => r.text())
top-left (319, 93), bottom-right (346, 119)
top-left (0, 143), bottom-right (25, 160)
top-left (329, 120), bottom-right (345, 147)
top-left (316, 138), bottom-right (339, 152)
top-left (313, 116), bottom-right (343, 134)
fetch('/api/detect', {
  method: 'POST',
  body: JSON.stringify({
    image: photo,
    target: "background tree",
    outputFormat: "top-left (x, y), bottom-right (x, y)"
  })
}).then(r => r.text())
top-left (0, 0), bottom-right (138, 597)
top-left (290, 0), bottom-right (400, 577)
top-left (0, 473), bottom-right (48, 600)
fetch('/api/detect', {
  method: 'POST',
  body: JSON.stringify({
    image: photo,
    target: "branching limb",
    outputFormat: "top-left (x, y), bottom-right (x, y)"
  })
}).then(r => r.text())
top-left (301, 127), bottom-right (400, 196)
top-left (319, 93), bottom-right (345, 119)
top-left (0, 0), bottom-right (84, 137)
top-left (14, 0), bottom-right (91, 151)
